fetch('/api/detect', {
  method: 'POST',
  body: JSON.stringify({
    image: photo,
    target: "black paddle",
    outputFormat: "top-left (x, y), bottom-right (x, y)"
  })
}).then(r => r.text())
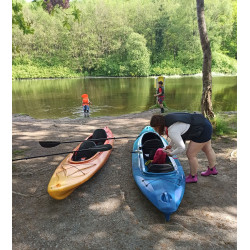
top-left (39, 136), bottom-right (135, 148)
top-left (12, 144), bottom-right (112, 162)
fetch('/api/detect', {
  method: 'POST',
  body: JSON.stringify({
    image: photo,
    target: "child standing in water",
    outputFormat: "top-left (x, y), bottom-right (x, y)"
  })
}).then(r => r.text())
top-left (81, 94), bottom-right (92, 114)
top-left (154, 81), bottom-right (165, 113)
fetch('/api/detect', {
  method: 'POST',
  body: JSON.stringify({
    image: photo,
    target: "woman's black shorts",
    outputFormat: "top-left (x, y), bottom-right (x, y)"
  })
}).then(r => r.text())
top-left (191, 118), bottom-right (213, 143)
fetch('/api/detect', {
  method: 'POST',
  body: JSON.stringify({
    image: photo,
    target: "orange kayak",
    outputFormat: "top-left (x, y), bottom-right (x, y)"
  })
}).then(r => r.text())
top-left (48, 127), bottom-right (114, 200)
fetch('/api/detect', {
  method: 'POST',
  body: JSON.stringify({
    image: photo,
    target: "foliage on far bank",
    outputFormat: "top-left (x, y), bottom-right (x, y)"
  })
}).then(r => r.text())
top-left (12, 0), bottom-right (237, 79)
top-left (12, 64), bottom-right (82, 79)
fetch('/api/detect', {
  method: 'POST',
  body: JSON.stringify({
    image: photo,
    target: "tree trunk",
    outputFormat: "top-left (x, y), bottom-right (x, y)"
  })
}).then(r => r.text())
top-left (196, 0), bottom-right (214, 119)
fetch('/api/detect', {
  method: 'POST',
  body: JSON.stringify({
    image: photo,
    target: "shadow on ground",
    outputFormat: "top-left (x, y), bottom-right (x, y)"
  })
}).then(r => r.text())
top-left (12, 111), bottom-right (237, 250)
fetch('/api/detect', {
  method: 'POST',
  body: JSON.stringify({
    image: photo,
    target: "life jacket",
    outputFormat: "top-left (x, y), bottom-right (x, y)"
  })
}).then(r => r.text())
top-left (157, 86), bottom-right (164, 97)
top-left (165, 112), bottom-right (207, 141)
top-left (82, 94), bottom-right (89, 106)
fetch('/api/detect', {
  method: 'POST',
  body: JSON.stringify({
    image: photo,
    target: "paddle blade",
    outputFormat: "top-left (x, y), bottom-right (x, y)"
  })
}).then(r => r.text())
top-left (39, 141), bottom-right (61, 148)
top-left (88, 144), bottom-right (112, 152)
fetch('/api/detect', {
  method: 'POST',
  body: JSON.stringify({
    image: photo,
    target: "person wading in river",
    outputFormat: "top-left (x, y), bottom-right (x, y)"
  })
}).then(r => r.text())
top-left (154, 81), bottom-right (165, 113)
top-left (81, 94), bottom-right (92, 115)
top-left (150, 112), bottom-right (217, 183)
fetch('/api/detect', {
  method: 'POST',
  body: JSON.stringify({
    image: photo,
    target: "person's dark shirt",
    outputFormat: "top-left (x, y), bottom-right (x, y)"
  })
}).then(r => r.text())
top-left (157, 86), bottom-right (164, 97)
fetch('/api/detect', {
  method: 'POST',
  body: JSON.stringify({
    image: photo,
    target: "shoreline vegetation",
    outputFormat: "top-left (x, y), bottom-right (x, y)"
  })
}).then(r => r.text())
top-left (12, 61), bottom-right (237, 79)
top-left (12, 72), bottom-right (237, 81)
top-left (12, 0), bottom-right (237, 80)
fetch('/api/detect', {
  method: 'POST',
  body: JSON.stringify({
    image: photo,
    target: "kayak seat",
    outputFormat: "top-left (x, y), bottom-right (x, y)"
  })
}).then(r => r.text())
top-left (148, 163), bottom-right (175, 173)
top-left (91, 129), bottom-right (107, 145)
top-left (142, 139), bottom-right (164, 160)
top-left (72, 141), bottom-right (96, 161)
top-left (141, 132), bottom-right (161, 145)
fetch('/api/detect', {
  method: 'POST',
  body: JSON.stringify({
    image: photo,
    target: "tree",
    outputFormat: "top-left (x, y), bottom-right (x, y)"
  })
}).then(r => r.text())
top-left (12, 1), bottom-right (34, 35)
top-left (125, 32), bottom-right (150, 76)
top-left (196, 0), bottom-right (214, 118)
top-left (43, 0), bottom-right (70, 13)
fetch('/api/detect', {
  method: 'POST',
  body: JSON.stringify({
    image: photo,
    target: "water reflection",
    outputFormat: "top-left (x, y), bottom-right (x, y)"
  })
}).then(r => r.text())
top-left (12, 76), bottom-right (237, 119)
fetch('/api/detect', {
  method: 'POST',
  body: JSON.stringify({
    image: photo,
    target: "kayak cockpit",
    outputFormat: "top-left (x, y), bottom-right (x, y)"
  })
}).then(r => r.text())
top-left (71, 129), bottom-right (108, 162)
top-left (139, 131), bottom-right (177, 174)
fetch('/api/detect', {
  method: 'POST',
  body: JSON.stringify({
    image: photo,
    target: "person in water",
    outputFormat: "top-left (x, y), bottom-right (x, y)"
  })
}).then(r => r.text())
top-left (150, 112), bottom-right (217, 183)
top-left (82, 94), bottom-right (92, 113)
top-left (154, 81), bottom-right (165, 113)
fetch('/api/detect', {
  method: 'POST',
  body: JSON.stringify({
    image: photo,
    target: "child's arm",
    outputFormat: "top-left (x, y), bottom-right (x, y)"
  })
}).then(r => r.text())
top-left (154, 87), bottom-right (163, 97)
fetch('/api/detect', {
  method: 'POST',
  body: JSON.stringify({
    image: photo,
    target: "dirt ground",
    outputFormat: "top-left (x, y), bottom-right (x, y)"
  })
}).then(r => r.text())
top-left (12, 110), bottom-right (237, 250)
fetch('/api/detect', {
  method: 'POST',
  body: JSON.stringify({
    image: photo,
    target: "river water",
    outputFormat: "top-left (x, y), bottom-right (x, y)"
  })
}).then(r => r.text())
top-left (12, 76), bottom-right (237, 119)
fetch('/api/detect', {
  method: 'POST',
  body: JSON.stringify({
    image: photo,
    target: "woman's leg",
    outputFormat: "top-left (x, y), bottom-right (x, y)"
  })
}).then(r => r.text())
top-left (201, 140), bottom-right (216, 168)
top-left (186, 141), bottom-right (206, 176)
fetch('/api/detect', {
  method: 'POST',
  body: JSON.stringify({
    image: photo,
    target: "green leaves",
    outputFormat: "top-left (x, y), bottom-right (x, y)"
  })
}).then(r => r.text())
top-left (125, 32), bottom-right (151, 76)
top-left (12, 1), bottom-right (34, 35)
top-left (12, 0), bottom-right (237, 78)
top-left (72, 7), bottom-right (81, 22)
top-left (12, 2), bottom-right (23, 13)
top-left (63, 17), bottom-right (71, 30)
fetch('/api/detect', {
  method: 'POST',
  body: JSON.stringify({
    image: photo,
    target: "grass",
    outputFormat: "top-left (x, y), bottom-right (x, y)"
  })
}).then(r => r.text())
top-left (149, 100), bottom-right (168, 109)
top-left (12, 149), bottom-right (27, 157)
top-left (12, 149), bottom-right (28, 160)
top-left (211, 113), bottom-right (237, 137)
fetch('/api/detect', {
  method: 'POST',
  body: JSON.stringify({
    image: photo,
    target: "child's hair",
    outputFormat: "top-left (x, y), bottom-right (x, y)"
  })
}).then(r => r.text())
top-left (158, 81), bottom-right (163, 85)
top-left (150, 115), bottom-right (165, 135)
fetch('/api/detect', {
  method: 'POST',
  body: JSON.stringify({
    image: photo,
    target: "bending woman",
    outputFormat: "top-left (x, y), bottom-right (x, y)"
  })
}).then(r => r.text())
top-left (150, 112), bottom-right (217, 183)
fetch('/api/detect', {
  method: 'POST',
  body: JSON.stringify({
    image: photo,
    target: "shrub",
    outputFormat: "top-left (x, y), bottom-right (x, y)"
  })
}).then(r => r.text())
top-left (125, 32), bottom-right (151, 76)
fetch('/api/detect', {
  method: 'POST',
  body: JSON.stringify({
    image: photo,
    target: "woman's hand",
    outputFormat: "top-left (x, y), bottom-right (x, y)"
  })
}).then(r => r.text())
top-left (154, 94), bottom-right (157, 97)
top-left (162, 148), bottom-right (172, 156)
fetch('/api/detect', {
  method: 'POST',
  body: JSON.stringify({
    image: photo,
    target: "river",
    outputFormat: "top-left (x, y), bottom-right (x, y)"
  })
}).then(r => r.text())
top-left (12, 76), bottom-right (237, 119)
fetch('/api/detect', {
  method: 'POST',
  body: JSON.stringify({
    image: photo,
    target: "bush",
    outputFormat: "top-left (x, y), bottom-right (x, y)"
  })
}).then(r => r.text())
top-left (12, 64), bottom-right (82, 79)
top-left (211, 114), bottom-right (237, 136)
top-left (125, 32), bottom-right (151, 76)
top-left (212, 52), bottom-right (237, 74)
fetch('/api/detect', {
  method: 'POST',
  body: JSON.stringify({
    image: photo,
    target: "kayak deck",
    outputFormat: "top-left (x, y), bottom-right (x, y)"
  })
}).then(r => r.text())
top-left (132, 126), bottom-right (185, 221)
top-left (48, 127), bottom-right (114, 200)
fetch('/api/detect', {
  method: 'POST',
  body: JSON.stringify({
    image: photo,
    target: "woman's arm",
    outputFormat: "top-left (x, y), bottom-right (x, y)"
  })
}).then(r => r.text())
top-left (164, 122), bottom-right (190, 156)
top-left (167, 131), bottom-right (186, 155)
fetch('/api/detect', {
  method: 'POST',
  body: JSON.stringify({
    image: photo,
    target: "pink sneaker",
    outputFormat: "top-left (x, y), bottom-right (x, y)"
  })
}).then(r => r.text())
top-left (201, 166), bottom-right (218, 176)
top-left (185, 174), bottom-right (198, 183)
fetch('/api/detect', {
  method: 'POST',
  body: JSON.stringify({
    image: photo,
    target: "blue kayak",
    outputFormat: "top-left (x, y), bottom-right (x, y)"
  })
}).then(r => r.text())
top-left (132, 126), bottom-right (185, 221)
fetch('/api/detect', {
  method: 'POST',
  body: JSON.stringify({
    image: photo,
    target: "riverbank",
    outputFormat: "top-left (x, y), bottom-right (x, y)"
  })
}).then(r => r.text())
top-left (12, 110), bottom-right (237, 249)
top-left (12, 70), bottom-right (237, 80)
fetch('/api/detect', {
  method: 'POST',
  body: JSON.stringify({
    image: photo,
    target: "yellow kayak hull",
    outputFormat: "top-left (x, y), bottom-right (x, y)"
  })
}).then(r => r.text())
top-left (47, 127), bottom-right (114, 200)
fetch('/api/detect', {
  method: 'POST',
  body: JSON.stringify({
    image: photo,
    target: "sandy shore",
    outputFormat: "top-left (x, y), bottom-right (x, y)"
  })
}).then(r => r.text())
top-left (12, 110), bottom-right (237, 249)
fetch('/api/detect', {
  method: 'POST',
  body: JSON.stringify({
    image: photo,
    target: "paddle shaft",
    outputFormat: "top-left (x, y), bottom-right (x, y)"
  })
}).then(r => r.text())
top-left (39, 136), bottom-right (136, 148)
top-left (12, 146), bottom-right (111, 162)
top-left (60, 136), bottom-right (134, 144)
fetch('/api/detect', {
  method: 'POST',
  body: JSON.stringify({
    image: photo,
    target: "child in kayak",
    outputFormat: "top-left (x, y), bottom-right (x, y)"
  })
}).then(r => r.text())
top-left (154, 81), bottom-right (165, 113)
top-left (81, 94), bottom-right (92, 113)
top-left (150, 112), bottom-right (217, 183)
